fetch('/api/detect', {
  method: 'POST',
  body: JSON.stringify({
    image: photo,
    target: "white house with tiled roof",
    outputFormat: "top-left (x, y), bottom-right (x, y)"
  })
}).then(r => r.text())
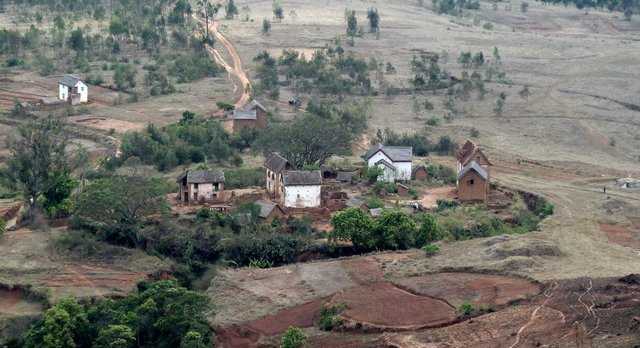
top-left (58, 75), bottom-right (88, 104)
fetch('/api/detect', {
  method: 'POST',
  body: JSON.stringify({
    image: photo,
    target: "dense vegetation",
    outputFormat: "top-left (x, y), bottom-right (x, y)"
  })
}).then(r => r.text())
top-left (116, 111), bottom-right (244, 171)
top-left (17, 280), bottom-right (212, 348)
top-left (256, 100), bottom-right (369, 168)
top-left (330, 196), bottom-right (554, 252)
top-left (374, 128), bottom-right (458, 156)
top-left (538, 0), bottom-right (639, 19)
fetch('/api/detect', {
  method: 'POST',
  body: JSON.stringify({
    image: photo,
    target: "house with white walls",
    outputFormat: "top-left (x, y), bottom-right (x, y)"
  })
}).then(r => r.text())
top-left (280, 170), bottom-right (322, 208)
top-left (58, 75), bottom-right (88, 104)
top-left (364, 143), bottom-right (413, 182)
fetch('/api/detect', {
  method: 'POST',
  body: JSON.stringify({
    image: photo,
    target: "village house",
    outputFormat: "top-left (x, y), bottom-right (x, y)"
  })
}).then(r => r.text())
top-left (255, 200), bottom-right (286, 222)
top-left (176, 169), bottom-right (225, 204)
top-left (456, 140), bottom-right (492, 177)
top-left (280, 170), bottom-right (322, 208)
top-left (457, 161), bottom-right (489, 202)
top-left (264, 152), bottom-right (292, 199)
top-left (228, 100), bottom-right (268, 133)
top-left (58, 75), bottom-right (88, 105)
top-left (364, 143), bottom-right (413, 182)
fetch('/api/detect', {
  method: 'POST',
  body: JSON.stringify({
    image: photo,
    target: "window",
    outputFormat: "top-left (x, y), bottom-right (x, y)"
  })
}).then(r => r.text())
top-left (468, 179), bottom-right (474, 185)
top-left (194, 183), bottom-right (199, 189)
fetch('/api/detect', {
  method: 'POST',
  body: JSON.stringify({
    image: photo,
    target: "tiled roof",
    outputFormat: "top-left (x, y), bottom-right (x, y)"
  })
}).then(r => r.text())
top-left (177, 169), bottom-right (225, 184)
top-left (59, 75), bottom-right (81, 87)
top-left (264, 153), bottom-right (290, 173)
top-left (283, 170), bottom-right (322, 186)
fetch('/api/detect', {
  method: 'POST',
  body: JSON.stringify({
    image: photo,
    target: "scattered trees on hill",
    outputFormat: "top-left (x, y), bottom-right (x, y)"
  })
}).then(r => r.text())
top-left (537, 0), bottom-right (639, 20)
top-left (226, 0), bottom-right (239, 19)
top-left (346, 10), bottom-right (358, 39)
top-left (273, 0), bottom-right (285, 21)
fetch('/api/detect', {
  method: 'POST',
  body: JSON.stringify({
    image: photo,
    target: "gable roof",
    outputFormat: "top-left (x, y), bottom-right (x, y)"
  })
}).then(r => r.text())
top-left (458, 160), bottom-right (488, 181)
top-left (246, 99), bottom-right (266, 112)
top-left (264, 153), bottom-right (290, 173)
top-left (59, 75), bottom-right (82, 87)
top-left (231, 109), bottom-right (257, 120)
top-left (365, 143), bottom-right (412, 162)
top-left (177, 169), bottom-right (225, 184)
top-left (255, 200), bottom-right (283, 218)
top-left (283, 170), bottom-right (322, 186)
top-left (375, 158), bottom-right (396, 171)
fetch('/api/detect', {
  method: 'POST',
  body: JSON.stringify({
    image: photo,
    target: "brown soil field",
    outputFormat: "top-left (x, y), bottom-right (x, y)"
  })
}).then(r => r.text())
top-left (599, 223), bottom-right (640, 249)
top-left (331, 282), bottom-right (457, 331)
top-left (395, 272), bottom-right (541, 308)
top-left (0, 288), bottom-right (42, 316)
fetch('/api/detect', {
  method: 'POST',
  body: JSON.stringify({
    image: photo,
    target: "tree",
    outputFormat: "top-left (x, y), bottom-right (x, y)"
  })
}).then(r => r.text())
top-left (225, 0), bottom-right (238, 19)
top-left (367, 7), bottom-right (380, 33)
top-left (95, 325), bottom-right (135, 348)
top-left (114, 64), bottom-right (137, 91)
top-left (280, 327), bottom-right (307, 348)
top-left (346, 10), bottom-right (358, 38)
top-left (273, 1), bottom-right (284, 21)
top-left (415, 214), bottom-right (441, 247)
top-left (198, 0), bottom-right (221, 42)
top-left (518, 86), bottom-right (530, 99)
top-left (74, 175), bottom-right (168, 247)
top-left (494, 92), bottom-right (507, 116)
top-left (520, 1), bottom-right (529, 12)
top-left (68, 28), bottom-right (86, 53)
top-left (373, 210), bottom-right (417, 250)
top-left (180, 331), bottom-right (207, 348)
top-left (330, 208), bottom-right (375, 251)
top-left (256, 113), bottom-right (354, 168)
top-left (262, 18), bottom-right (272, 34)
top-left (4, 116), bottom-right (84, 219)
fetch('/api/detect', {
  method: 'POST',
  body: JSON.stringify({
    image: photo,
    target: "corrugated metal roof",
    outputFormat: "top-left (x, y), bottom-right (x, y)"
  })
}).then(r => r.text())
top-left (255, 200), bottom-right (280, 218)
top-left (59, 75), bottom-right (81, 87)
top-left (457, 160), bottom-right (488, 180)
top-left (365, 143), bottom-right (413, 162)
top-left (283, 170), bottom-right (322, 186)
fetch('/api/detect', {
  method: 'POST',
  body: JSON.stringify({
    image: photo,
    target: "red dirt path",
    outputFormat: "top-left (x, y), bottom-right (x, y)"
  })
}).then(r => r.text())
top-left (332, 282), bottom-right (456, 331)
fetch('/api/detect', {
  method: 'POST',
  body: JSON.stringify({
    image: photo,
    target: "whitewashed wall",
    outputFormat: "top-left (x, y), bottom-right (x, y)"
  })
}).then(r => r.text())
top-left (283, 185), bottom-right (321, 208)
top-left (367, 151), bottom-right (412, 182)
top-left (59, 84), bottom-right (69, 101)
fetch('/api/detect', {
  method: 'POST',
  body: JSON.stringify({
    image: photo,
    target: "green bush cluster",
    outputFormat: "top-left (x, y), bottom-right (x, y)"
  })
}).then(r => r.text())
top-left (280, 327), bottom-right (307, 348)
top-left (374, 128), bottom-right (457, 156)
top-left (118, 111), bottom-right (240, 171)
top-left (20, 280), bottom-right (212, 348)
top-left (224, 167), bottom-right (266, 189)
top-left (318, 304), bottom-right (346, 331)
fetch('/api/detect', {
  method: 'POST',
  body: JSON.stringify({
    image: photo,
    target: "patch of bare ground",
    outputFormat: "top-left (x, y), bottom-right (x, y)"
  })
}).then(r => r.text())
top-left (0, 227), bottom-right (168, 302)
top-left (331, 282), bottom-right (457, 331)
top-left (599, 223), bottom-right (640, 249)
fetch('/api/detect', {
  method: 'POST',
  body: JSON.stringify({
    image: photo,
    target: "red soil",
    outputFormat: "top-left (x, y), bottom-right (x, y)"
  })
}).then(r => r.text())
top-left (0, 288), bottom-right (21, 312)
top-left (599, 223), bottom-right (640, 249)
top-left (341, 256), bottom-right (385, 284)
top-left (216, 299), bottom-right (325, 348)
top-left (396, 272), bottom-right (542, 308)
top-left (331, 282), bottom-right (456, 330)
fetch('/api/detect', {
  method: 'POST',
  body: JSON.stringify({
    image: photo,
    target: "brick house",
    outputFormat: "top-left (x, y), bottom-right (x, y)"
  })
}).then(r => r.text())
top-left (456, 140), bottom-right (492, 177)
top-left (177, 169), bottom-right (225, 203)
top-left (229, 100), bottom-right (268, 133)
top-left (457, 161), bottom-right (489, 202)
top-left (264, 152), bottom-right (291, 200)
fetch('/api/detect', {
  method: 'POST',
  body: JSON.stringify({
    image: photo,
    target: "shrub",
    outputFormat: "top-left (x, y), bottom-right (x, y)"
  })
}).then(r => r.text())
top-left (415, 214), bottom-right (442, 247)
top-left (222, 232), bottom-right (308, 267)
top-left (0, 218), bottom-right (5, 238)
top-left (330, 208), bottom-right (375, 252)
top-left (458, 302), bottom-right (475, 316)
top-left (422, 243), bottom-right (440, 256)
top-left (169, 52), bottom-right (220, 83)
top-left (318, 304), bottom-right (345, 331)
top-left (365, 197), bottom-right (384, 209)
top-left (373, 210), bottom-right (417, 250)
top-left (224, 167), bottom-right (265, 188)
top-left (436, 199), bottom-right (458, 212)
top-left (248, 259), bottom-right (274, 269)
top-left (280, 327), bottom-right (306, 348)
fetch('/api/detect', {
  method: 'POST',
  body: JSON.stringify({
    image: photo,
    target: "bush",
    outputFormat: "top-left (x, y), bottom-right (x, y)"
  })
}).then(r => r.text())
top-left (224, 167), bottom-right (265, 189)
top-left (436, 199), bottom-right (458, 212)
top-left (222, 232), bottom-right (309, 267)
top-left (168, 52), bottom-right (220, 83)
top-left (415, 214), bottom-right (441, 247)
top-left (280, 327), bottom-right (306, 348)
top-left (458, 302), bottom-right (475, 316)
top-left (318, 304), bottom-right (345, 331)
top-left (422, 243), bottom-right (440, 256)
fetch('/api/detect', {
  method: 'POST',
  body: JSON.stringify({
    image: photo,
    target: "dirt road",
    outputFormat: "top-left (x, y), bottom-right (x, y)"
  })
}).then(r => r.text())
top-left (197, 18), bottom-right (252, 109)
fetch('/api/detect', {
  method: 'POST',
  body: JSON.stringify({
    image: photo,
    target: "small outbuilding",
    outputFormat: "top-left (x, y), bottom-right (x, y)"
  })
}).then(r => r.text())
top-left (58, 75), bottom-right (88, 104)
top-left (228, 100), bottom-right (268, 133)
top-left (457, 161), bottom-right (489, 202)
top-left (281, 170), bottom-right (322, 208)
top-left (177, 169), bottom-right (225, 204)
top-left (412, 165), bottom-right (429, 181)
top-left (255, 200), bottom-right (286, 222)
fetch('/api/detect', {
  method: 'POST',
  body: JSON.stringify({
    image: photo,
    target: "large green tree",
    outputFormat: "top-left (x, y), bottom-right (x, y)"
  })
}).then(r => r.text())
top-left (4, 116), bottom-right (85, 219)
top-left (74, 175), bottom-right (168, 247)
top-left (330, 208), bottom-right (375, 251)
